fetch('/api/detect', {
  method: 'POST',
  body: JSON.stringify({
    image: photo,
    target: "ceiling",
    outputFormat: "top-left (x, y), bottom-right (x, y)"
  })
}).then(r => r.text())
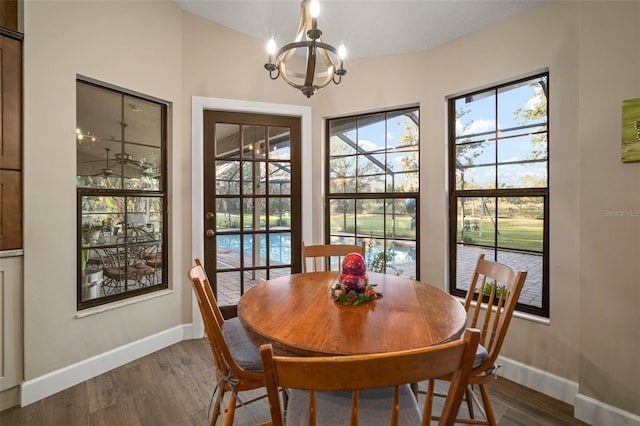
top-left (175, 0), bottom-right (546, 60)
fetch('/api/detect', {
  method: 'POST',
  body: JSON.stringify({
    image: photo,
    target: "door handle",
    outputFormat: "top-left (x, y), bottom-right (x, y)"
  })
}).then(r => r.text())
top-left (206, 212), bottom-right (215, 220)
top-left (205, 229), bottom-right (215, 238)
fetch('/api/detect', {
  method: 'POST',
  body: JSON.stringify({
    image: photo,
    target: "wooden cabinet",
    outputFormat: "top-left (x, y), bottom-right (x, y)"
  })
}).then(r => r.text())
top-left (0, 1), bottom-right (18, 32)
top-left (0, 32), bottom-right (21, 170)
top-left (0, 171), bottom-right (21, 249)
top-left (0, 28), bottom-right (22, 250)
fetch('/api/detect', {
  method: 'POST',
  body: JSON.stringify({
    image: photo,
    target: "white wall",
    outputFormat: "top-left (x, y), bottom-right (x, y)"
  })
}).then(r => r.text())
top-left (23, 0), bottom-right (185, 378)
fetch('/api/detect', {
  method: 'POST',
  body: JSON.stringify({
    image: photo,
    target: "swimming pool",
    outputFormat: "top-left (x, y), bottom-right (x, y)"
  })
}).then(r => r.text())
top-left (216, 233), bottom-right (415, 267)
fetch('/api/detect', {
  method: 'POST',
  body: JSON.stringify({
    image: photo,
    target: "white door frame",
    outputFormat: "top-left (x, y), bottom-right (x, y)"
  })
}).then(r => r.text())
top-left (190, 96), bottom-right (312, 336)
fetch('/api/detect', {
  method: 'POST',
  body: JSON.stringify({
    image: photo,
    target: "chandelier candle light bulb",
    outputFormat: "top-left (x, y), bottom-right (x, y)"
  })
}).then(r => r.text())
top-left (263, 0), bottom-right (347, 98)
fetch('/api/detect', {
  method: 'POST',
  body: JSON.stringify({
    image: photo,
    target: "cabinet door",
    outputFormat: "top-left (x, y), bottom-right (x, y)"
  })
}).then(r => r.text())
top-left (0, 255), bottom-right (23, 393)
top-left (0, 34), bottom-right (21, 170)
top-left (0, 170), bottom-right (21, 249)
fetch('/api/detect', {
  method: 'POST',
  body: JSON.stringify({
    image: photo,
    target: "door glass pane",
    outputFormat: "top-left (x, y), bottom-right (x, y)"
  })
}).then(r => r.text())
top-left (269, 126), bottom-right (290, 160)
top-left (216, 123), bottom-right (240, 158)
top-left (244, 234), bottom-right (266, 267)
top-left (216, 235), bottom-right (240, 269)
top-left (255, 162), bottom-right (266, 194)
top-left (216, 271), bottom-right (240, 305)
top-left (269, 232), bottom-right (291, 266)
top-left (216, 160), bottom-right (240, 195)
top-left (216, 198), bottom-right (239, 229)
top-left (254, 197), bottom-right (266, 228)
top-left (243, 125), bottom-right (266, 159)
top-left (242, 198), bottom-right (255, 229)
top-left (242, 162), bottom-right (254, 195)
top-left (268, 162), bottom-right (291, 194)
top-left (269, 197), bottom-right (290, 229)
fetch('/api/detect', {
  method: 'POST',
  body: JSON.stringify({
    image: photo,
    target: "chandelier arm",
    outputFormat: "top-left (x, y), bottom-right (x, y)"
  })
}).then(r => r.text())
top-left (279, 0), bottom-right (308, 64)
top-left (304, 40), bottom-right (318, 87)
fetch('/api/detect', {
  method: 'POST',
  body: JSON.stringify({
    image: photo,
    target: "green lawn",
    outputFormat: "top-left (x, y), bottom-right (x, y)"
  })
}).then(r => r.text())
top-left (459, 217), bottom-right (543, 252)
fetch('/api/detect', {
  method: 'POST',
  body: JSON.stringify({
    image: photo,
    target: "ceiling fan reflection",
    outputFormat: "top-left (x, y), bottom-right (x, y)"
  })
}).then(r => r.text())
top-left (90, 147), bottom-right (115, 177)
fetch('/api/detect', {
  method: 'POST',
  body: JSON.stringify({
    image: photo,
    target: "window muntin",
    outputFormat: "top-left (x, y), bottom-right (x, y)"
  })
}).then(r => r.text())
top-left (449, 73), bottom-right (549, 317)
top-left (326, 107), bottom-right (419, 279)
top-left (76, 79), bottom-right (168, 309)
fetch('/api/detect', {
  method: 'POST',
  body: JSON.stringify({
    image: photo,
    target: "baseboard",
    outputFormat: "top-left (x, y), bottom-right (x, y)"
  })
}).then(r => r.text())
top-left (575, 394), bottom-right (640, 426)
top-left (497, 355), bottom-right (640, 425)
top-left (496, 355), bottom-right (578, 405)
top-left (21, 324), bottom-right (192, 407)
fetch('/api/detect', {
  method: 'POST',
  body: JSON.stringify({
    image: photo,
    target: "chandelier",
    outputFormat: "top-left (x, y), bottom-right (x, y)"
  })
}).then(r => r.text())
top-left (264, 0), bottom-right (346, 98)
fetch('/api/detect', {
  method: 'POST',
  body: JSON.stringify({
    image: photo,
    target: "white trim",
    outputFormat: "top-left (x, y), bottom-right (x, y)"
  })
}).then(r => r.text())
top-left (21, 324), bottom-right (191, 407)
top-left (190, 96), bottom-right (312, 336)
top-left (0, 249), bottom-right (23, 258)
top-left (575, 394), bottom-right (640, 426)
top-left (75, 289), bottom-right (174, 318)
top-left (496, 355), bottom-right (578, 405)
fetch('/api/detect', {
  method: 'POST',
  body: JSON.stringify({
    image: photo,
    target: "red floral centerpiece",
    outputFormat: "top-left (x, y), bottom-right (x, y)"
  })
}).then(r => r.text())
top-left (330, 253), bottom-right (381, 306)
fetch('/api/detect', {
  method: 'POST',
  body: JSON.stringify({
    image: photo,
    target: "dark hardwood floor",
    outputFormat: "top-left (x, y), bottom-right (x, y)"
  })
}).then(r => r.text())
top-left (1, 338), bottom-right (587, 425)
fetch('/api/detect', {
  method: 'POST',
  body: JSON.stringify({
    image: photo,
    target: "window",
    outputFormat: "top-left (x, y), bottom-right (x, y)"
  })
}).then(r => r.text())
top-left (448, 73), bottom-right (549, 317)
top-left (76, 79), bottom-right (168, 309)
top-left (326, 107), bottom-right (419, 279)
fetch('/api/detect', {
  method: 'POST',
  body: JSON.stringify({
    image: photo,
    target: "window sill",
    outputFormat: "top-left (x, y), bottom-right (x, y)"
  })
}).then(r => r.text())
top-left (75, 289), bottom-right (174, 319)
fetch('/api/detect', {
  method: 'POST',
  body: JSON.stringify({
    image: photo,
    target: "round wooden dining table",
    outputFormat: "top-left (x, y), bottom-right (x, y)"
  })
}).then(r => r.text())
top-left (237, 271), bottom-right (467, 356)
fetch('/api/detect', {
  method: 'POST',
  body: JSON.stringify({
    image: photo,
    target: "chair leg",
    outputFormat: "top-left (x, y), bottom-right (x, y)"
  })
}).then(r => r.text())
top-left (465, 385), bottom-right (475, 418)
top-left (478, 384), bottom-right (497, 426)
top-left (211, 388), bottom-right (224, 426)
top-left (424, 379), bottom-right (435, 421)
top-left (223, 393), bottom-right (237, 426)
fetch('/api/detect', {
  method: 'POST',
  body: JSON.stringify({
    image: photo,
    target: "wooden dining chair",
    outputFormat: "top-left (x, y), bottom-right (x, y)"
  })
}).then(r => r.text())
top-left (301, 241), bottom-right (365, 272)
top-left (427, 254), bottom-right (528, 425)
top-left (188, 259), bottom-right (266, 426)
top-left (260, 328), bottom-right (480, 426)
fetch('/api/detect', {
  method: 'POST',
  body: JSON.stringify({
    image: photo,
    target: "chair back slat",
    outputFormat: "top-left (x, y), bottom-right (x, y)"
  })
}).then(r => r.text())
top-left (261, 328), bottom-right (481, 426)
top-left (302, 241), bottom-right (365, 272)
top-left (463, 254), bottom-right (527, 372)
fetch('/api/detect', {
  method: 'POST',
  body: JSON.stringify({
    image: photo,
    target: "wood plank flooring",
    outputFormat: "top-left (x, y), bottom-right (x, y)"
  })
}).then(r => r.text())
top-left (1, 338), bottom-right (587, 425)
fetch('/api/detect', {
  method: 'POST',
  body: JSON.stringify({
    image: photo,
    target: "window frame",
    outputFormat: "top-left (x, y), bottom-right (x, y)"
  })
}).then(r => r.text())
top-left (76, 78), bottom-right (169, 310)
top-left (325, 106), bottom-right (420, 280)
top-left (448, 72), bottom-right (549, 317)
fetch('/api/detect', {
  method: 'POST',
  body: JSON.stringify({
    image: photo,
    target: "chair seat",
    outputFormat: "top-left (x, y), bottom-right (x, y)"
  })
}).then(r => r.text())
top-left (474, 343), bottom-right (489, 369)
top-left (221, 317), bottom-right (263, 372)
top-left (285, 385), bottom-right (421, 426)
top-left (104, 264), bottom-right (154, 280)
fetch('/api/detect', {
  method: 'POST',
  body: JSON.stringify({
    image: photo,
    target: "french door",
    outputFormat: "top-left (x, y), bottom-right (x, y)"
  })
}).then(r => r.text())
top-left (203, 111), bottom-right (301, 311)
